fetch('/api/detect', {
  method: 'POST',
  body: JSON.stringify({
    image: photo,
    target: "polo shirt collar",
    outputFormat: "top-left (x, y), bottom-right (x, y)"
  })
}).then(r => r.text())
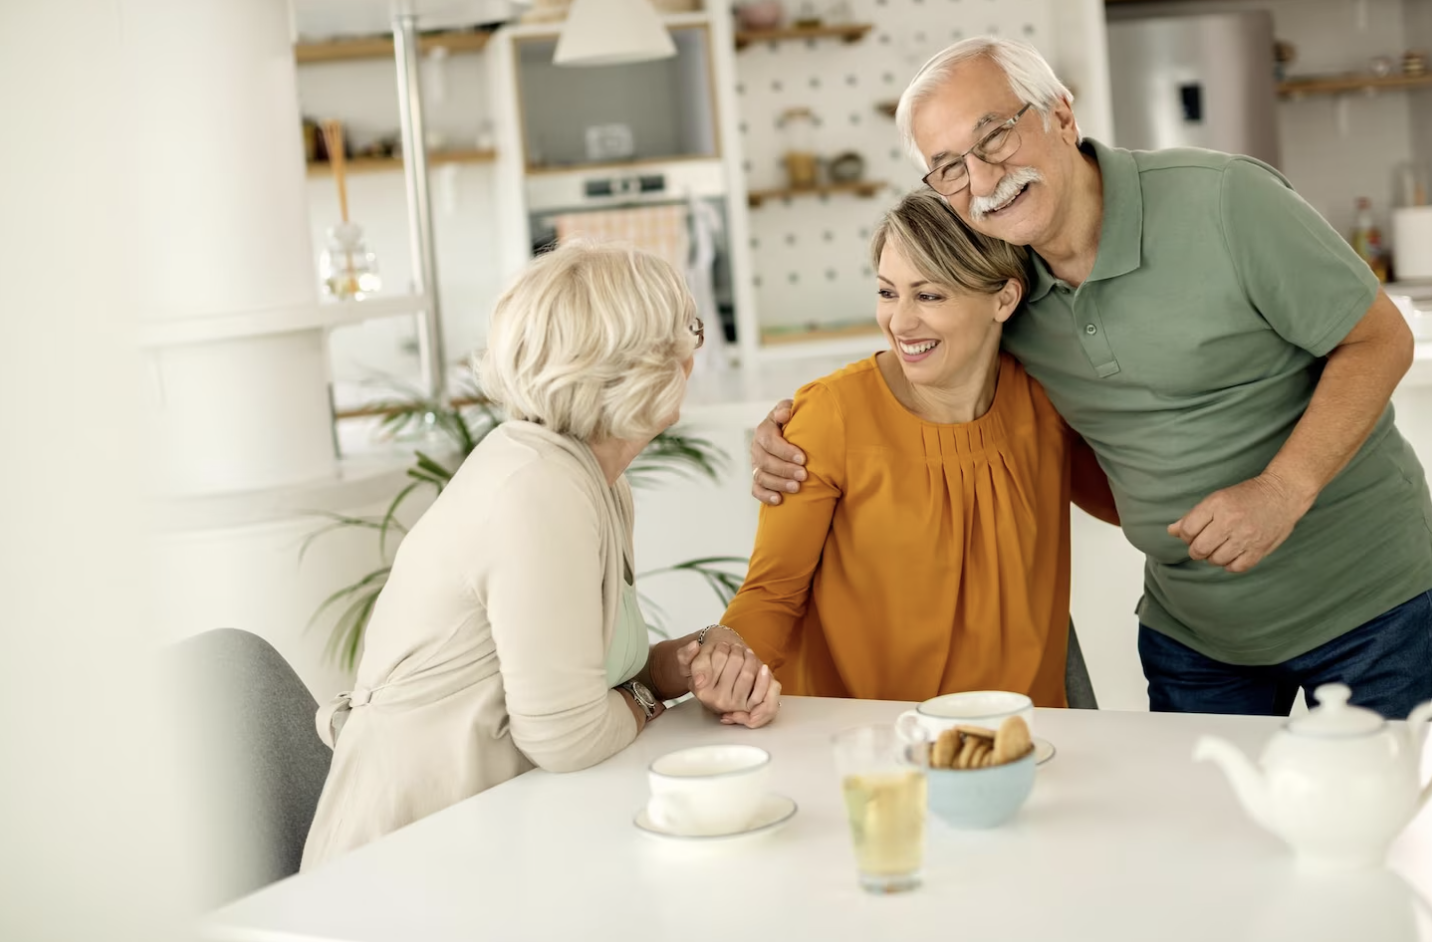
top-left (1027, 138), bottom-right (1143, 302)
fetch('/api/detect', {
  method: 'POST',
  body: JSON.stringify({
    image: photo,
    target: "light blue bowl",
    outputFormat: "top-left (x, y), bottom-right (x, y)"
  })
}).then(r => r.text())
top-left (926, 752), bottom-right (1036, 829)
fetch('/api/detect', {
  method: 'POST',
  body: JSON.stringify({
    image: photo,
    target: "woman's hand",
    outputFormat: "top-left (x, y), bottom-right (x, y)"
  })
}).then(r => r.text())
top-left (720, 676), bottom-right (781, 729)
top-left (685, 628), bottom-right (781, 728)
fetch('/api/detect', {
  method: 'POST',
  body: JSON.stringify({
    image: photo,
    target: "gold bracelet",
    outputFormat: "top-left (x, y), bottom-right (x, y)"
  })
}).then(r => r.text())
top-left (696, 624), bottom-right (746, 647)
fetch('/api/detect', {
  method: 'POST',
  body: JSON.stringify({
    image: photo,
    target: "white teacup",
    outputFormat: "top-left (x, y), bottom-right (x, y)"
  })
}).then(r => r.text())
top-left (897, 691), bottom-right (1036, 742)
top-left (647, 744), bottom-right (771, 836)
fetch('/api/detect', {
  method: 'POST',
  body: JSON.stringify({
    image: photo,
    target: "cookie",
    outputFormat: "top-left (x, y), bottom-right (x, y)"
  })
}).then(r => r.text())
top-left (969, 741), bottom-right (991, 769)
top-left (932, 728), bottom-right (961, 769)
top-left (994, 716), bottom-right (1033, 764)
top-left (955, 724), bottom-right (996, 741)
top-left (956, 734), bottom-right (982, 769)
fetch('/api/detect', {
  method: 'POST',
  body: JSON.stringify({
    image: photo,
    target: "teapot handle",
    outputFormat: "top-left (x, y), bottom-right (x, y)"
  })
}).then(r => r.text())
top-left (1411, 699), bottom-right (1432, 813)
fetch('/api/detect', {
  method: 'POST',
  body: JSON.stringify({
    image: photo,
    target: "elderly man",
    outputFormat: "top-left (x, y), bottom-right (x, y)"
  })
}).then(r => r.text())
top-left (750, 37), bottom-right (1432, 717)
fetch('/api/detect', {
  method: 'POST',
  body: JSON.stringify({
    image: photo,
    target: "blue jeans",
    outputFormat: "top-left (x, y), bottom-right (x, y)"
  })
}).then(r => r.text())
top-left (1139, 591), bottom-right (1432, 719)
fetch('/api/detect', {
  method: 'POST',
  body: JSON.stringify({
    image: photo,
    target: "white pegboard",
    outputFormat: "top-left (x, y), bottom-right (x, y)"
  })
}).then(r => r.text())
top-left (732, 0), bottom-right (1056, 332)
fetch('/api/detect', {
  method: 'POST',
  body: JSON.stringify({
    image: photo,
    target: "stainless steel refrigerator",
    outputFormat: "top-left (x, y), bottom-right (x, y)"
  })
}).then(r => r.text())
top-left (1106, 10), bottom-right (1281, 169)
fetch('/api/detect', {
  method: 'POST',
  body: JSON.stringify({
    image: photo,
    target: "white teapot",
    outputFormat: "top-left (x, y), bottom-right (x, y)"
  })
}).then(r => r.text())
top-left (1194, 683), bottom-right (1432, 872)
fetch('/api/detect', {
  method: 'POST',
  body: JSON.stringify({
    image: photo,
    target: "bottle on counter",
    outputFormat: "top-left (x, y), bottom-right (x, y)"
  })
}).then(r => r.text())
top-left (1350, 197), bottom-right (1389, 282)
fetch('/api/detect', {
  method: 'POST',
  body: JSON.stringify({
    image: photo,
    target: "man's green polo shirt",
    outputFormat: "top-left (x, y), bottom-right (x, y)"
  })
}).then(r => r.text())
top-left (1002, 138), bottom-right (1432, 665)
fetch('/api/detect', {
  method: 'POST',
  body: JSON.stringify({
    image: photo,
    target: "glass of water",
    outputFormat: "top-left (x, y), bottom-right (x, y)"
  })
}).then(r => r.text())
top-left (832, 724), bottom-right (928, 894)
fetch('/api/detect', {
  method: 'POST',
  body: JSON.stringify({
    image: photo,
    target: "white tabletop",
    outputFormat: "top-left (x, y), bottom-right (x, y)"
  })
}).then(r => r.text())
top-left (204, 697), bottom-right (1432, 942)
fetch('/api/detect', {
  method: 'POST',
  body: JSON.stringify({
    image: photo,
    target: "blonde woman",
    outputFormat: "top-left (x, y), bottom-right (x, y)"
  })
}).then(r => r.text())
top-left (721, 190), bottom-right (1116, 705)
top-left (302, 243), bottom-right (779, 870)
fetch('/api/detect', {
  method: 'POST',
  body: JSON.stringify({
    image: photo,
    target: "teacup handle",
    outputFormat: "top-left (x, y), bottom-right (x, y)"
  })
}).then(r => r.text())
top-left (647, 794), bottom-right (693, 833)
top-left (896, 710), bottom-right (924, 741)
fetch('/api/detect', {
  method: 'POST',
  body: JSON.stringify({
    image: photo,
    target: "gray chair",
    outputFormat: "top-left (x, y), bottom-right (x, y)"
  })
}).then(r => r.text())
top-left (171, 629), bottom-right (332, 905)
top-left (1066, 618), bottom-right (1099, 709)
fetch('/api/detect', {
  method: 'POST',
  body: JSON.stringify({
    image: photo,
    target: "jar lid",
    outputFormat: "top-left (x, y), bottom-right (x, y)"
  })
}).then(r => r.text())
top-left (1286, 683), bottom-right (1384, 737)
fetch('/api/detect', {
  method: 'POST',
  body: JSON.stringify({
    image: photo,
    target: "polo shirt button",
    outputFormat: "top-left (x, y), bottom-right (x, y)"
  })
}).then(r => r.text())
top-left (1085, 324), bottom-right (1098, 335)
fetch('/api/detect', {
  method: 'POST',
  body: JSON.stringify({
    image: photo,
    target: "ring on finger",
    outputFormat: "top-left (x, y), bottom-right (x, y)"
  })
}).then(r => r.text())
top-left (751, 466), bottom-right (760, 482)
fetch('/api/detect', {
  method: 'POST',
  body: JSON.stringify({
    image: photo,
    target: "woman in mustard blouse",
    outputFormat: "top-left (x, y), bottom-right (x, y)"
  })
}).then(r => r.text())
top-left (722, 190), bottom-right (1117, 707)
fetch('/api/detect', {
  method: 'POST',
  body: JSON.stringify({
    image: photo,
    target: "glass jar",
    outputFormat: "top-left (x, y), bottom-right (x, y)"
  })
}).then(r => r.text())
top-left (780, 107), bottom-right (819, 190)
top-left (319, 222), bottom-right (381, 300)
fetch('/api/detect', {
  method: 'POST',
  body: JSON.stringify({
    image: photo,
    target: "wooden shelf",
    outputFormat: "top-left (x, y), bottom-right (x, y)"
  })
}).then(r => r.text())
top-left (307, 149), bottom-right (496, 176)
top-left (524, 153), bottom-right (716, 176)
top-left (1279, 72), bottom-right (1432, 98)
top-left (294, 29), bottom-right (492, 64)
top-left (734, 24), bottom-right (873, 50)
top-left (760, 321), bottom-right (883, 347)
top-left (747, 180), bottom-right (885, 207)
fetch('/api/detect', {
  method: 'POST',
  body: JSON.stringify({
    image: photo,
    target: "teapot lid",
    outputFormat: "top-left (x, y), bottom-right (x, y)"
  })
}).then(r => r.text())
top-left (1287, 684), bottom-right (1384, 737)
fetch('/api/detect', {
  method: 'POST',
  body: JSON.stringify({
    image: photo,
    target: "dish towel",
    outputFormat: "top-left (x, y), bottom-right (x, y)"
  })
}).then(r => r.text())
top-left (686, 194), bottom-right (730, 372)
top-left (553, 204), bottom-right (691, 278)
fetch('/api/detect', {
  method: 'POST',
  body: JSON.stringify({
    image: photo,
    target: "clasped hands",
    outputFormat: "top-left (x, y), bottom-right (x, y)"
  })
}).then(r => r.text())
top-left (657, 627), bottom-right (781, 728)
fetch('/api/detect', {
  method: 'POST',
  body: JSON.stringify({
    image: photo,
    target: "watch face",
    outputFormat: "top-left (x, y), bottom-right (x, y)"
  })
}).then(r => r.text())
top-left (626, 682), bottom-right (656, 715)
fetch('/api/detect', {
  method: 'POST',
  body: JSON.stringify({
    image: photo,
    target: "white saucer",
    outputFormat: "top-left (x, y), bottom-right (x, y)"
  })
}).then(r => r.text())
top-left (1035, 737), bottom-right (1056, 766)
top-left (634, 793), bottom-right (798, 841)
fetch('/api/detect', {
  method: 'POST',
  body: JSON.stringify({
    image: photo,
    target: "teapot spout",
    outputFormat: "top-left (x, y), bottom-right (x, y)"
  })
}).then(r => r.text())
top-left (1195, 735), bottom-right (1272, 830)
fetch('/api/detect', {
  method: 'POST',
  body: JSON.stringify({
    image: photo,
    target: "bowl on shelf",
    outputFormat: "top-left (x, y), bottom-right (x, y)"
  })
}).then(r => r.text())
top-left (736, 0), bottom-right (783, 30)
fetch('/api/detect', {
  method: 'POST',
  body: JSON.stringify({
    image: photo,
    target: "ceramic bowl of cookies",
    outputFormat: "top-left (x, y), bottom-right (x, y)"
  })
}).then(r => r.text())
top-left (924, 717), bottom-right (1036, 829)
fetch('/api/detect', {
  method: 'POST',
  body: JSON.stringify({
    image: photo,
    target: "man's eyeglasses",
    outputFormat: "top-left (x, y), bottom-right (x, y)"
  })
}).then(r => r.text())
top-left (691, 317), bottom-right (704, 350)
top-left (922, 103), bottom-right (1033, 197)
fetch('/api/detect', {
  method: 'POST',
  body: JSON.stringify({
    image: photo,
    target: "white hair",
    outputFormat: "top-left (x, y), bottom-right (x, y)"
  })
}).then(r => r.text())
top-left (478, 240), bottom-right (698, 443)
top-left (896, 37), bottom-right (1075, 170)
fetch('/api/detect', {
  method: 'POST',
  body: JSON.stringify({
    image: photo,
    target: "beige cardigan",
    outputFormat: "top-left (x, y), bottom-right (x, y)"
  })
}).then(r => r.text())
top-left (301, 421), bottom-right (642, 870)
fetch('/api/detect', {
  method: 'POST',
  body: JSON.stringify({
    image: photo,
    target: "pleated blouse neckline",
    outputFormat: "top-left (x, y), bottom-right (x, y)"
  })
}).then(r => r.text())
top-left (866, 351), bottom-right (1013, 458)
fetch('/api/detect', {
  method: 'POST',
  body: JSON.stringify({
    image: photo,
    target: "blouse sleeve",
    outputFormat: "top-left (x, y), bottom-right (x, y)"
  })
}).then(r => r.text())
top-left (1069, 431), bottom-right (1120, 525)
top-left (722, 381), bottom-right (846, 671)
top-left (481, 466), bottom-right (637, 773)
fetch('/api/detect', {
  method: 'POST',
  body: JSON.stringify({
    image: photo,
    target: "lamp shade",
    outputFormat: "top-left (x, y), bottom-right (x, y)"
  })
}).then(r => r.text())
top-left (552, 0), bottom-right (677, 66)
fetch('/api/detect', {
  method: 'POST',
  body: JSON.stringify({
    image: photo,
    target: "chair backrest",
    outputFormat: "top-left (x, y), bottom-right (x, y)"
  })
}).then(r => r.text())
top-left (171, 629), bottom-right (332, 905)
top-left (1066, 618), bottom-right (1099, 710)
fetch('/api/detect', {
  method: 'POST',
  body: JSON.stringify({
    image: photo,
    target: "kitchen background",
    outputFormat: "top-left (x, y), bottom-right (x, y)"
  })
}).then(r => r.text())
top-left (146, 0), bottom-right (1432, 714)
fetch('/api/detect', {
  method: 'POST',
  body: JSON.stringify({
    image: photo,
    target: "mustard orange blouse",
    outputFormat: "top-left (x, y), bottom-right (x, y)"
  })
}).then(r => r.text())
top-left (722, 353), bottom-right (1115, 708)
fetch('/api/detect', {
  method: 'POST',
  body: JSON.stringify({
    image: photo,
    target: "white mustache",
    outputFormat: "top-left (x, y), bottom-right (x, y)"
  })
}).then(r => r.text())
top-left (969, 167), bottom-right (1043, 220)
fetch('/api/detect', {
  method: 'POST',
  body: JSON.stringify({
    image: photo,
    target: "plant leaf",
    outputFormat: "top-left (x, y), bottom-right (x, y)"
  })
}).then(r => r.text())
top-left (378, 481), bottom-right (423, 559)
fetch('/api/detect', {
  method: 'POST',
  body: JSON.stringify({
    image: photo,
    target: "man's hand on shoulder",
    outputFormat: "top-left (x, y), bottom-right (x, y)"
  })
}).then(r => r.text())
top-left (750, 399), bottom-right (806, 505)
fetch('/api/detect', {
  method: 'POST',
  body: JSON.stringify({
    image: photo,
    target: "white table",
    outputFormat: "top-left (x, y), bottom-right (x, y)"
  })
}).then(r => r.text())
top-left (205, 697), bottom-right (1432, 942)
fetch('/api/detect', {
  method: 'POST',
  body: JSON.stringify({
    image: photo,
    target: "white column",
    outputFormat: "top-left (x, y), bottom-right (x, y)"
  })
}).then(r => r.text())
top-left (121, 0), bottom-right (412, 702)
top-left (126, 0), bottom-right (336, 495)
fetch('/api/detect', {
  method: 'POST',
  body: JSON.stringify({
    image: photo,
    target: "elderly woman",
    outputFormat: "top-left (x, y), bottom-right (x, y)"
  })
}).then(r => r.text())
top-left (719, 190), bottom-right (1116, 705)
top-left (302, 242), bottom-right (779, 870)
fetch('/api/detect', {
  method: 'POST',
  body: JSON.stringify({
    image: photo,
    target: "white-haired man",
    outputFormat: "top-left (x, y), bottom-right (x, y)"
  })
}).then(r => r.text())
top-left (750, 38), bottom-right (1432, 718)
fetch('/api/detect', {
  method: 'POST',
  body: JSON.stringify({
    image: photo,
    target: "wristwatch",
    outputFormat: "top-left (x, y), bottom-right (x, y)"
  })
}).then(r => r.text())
top-left (620, 680), bottom-right (659, 721)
